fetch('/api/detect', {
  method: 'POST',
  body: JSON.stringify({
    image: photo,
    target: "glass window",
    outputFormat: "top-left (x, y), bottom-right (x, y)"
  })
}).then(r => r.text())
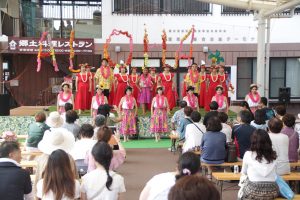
top-left (237, 58), bottom-right (256, 99)
top-left (286, 58), bottom-right (300, 97)
top-left (270, 58), bottom-right (285, 98)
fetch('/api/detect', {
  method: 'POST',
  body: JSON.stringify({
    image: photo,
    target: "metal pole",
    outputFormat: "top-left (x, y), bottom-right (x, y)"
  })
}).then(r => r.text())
top-left (0, 11), bottom-right (3, 94)
top-left (256, 12), bottom-right (266, 96)
top-left (265, 17), bottom-right (271, 98)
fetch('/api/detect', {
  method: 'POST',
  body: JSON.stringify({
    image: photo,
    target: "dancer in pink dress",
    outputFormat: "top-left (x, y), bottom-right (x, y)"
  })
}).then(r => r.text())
top-left (245, 84), bottom-right (261, 113)
top-left (129, 67), bottom-right (139, 104)
top-left (183, 86), bottom-right (199, 111)
top-left (137, 67), bottom-right (152, 115)
top-left (90, 85), bottom-right (108, 119)
top-left (211, 85), bottom-right (228, 113)
top-left (57, 82), bottom-right (74, 114)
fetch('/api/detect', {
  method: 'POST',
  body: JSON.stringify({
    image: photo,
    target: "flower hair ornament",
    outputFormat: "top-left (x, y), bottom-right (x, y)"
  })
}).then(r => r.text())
top-left (182, 168), bottom-right (191, 175)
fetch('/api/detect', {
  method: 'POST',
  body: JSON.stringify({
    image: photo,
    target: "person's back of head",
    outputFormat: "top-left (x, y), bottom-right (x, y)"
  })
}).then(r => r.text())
top-left (0, 141), bottom-right (21, 163)
top-left (183, 106), bottom-right (193, 117)
top-left (179, 100), bottom-right (187, 109)
top-left (206, 116), bottom-right (222, 132)
top-left (268, 117), bottom-right (283, 133)
top-left (275, 105), bottom-right (286, 117)
top-left (254, 109), bottom-right (266, 125)
top-left (168, 176), bottom-right (220, 200)
top-left (282, 114), bottom-right (296, 128)
top-left (92, 141), bottom-right (113, 190)
top-left (64, 103), bottom-right (73, 112)
top-left (250, 129), bottom-right (277, 163)
top-left (260, 97), bottom-right (268, 107)
top-left (238, 110), bottom-right (252, 124)
top-left (79, 124), bottom-right (94, 139)
top-left (190, 111), bottom-right (201, 123)
top-left (209, 101), bottom-right (219, 111)
top-left (97, 104), bottom-right (112, 117)
top-left (175, 152), bottom-right (200, 181)
top-left (35, 112), bottom-right (47, 123)
top-left (217, 112), bottom-right (228, 123)
top-left (43, 149), bottom-right (75, 200)
top-left (65, 110), bottom-right (79, 124)
top-left (96, 126), bottom-right (112, 142)
top-left (94, 115), bottom-right (106, 127)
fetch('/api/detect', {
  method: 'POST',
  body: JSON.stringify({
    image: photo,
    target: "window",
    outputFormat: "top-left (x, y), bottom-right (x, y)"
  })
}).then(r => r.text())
top-left (221, 5), bottom-right (251, 15)
top-left (237, 58), bottom-right (257, 99)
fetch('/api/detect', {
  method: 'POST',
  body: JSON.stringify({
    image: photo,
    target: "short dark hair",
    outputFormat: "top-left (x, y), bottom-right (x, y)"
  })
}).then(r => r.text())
top-left (95, 115), bottom-right (106, 127)
top-left (101, 58), bottom-right (108, 63)
top-left (275, 105), bottom-right (286, 116)
top-left (97, 104), bottom-right (111, 117)
top-left (65, 110), bottom-right (79, 124)
top-left (254, 109), bottom-right (266, 125)
top-left (268, 117), bottom-right (283, 133)
top-left (0, 141), bottom-right (20, 158)
top-left (168, 176), bottom-right (220, 200)
top-left (64, 103), bottom-right (73, 112)
top-left (218, 112), bottom-right (228, 123)
top-left (282, 114), bottom-right (296, 128)
top-left (35, 112), bottom-right (46, 123)
top-left (209, 101), bottom-right (219, 111)
top-left (260, 97), bottom-right (268, 106)
top-left (124, 86), bottom-right (132, 94)
top-left (179, 101), bottom-right (187, 108)
top-left (206, 116), bottom-right (222, 132)
top-left (239, 110), bottom-right (252, 124)
top-left (184, 106), bottom-right (193, 117)
top-left (190, 111), bottom-right (201, 123)
top-left (79, 124), bottom-right (94, 138)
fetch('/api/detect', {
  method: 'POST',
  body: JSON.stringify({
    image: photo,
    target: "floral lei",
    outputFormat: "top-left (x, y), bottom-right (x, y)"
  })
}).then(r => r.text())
top-left (59, 91), bottom-right (71, 102)
top-left (100, 66), bottom-right (111, 79)
top-left (96, 94), bottom-right (105, 106)
top-left (156, 94), bottom-right (165, 108)
top-left (249, 92), bottom-right (260, 103)
top-left (189, 70), bottom-right (199, 83)
top-left (215, 94), bottom-right (225, 108)
top-left (187, 94), bottom-right (196, 108)
top-left (141, 74), bottom-right (151, 87)
top-left (126, 95), bottom-right (134, 109)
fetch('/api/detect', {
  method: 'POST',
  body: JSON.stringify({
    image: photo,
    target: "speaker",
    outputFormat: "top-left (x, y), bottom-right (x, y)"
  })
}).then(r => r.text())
top-left (0, 94), bottom-right (10, 116)
top-left (279, 87), bottom-right (291, 104)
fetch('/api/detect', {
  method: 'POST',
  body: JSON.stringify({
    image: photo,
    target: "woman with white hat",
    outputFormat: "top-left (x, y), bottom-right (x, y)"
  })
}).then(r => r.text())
top-left (46, 111), bottom-right (64, 129)
top-left (57, 82), bottom-right (74, 114)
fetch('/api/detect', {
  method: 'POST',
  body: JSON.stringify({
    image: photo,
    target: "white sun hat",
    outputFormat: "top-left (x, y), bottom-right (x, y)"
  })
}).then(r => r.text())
top-left (38, 128), bottom-right (75, 155)
top-left (46, 111), bottom-right (64, 128)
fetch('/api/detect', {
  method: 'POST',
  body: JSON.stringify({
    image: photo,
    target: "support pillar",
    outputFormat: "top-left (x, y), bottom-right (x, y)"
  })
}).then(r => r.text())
top-left (265, 18), bottom-right (271, 99)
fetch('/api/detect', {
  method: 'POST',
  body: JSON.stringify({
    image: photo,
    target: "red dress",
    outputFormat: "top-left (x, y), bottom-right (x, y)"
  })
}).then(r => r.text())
top-left (219, 73), bottom-right (228, 98)
top-left (159, 73), bottom-right (176, 110)
top-left (205, 74), bottom-right (219, 111)
top-left (129, 74), bottom-right (139, 104)
top-left (148, 75), bottom-right (158, 110)
top-left (199, 73), bottom-right (207, 108)
top-left (75, 73), bottom-right (91, 110)
top-left (88, 72), bottom-right (95, 106)
top-left (182, 74), bottom-right (187, 98)
top-left (113, 74), bottom-right (129, 106)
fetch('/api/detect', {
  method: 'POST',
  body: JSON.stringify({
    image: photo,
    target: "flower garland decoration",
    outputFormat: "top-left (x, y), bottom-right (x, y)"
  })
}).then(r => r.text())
top-left (143, 26), bottom-right (149, 69)
top-left (162, 29), bottom-right (167, 67)
top-left (37, 32), bottom-right (59, 72)
top-left (174, 25), bottom-right (195, 69)
top-left (103, 29), bottom-right (133, 67)
top-left (69, 30), bottom-right (75, 70)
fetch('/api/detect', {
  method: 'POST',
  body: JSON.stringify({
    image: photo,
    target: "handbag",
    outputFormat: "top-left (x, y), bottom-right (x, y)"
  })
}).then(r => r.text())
top-left (276, 175), bottom-right (294, 200)
top-left (225, 142), bottom-right (237, 162)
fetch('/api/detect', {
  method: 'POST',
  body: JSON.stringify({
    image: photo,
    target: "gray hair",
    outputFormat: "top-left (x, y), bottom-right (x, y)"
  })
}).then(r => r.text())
top-left (94, 114), bottom-right (106, 127)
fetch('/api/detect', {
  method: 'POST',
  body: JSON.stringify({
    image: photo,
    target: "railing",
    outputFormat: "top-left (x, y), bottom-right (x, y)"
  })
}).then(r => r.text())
top-left (221, 6), bottom-right (251, 15)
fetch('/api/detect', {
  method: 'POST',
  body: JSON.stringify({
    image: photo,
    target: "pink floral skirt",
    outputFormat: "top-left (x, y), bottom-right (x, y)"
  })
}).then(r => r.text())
top-left (119, 109), bottom-right (136, 135)
top-left (150, 108), bottom-right (169, 133)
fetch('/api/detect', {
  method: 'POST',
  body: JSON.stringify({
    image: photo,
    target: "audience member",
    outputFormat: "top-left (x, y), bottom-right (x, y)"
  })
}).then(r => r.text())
top-left (171, 100), bottom-right (187, 130)
top-left (239, 129), bottom-right (279, 199)
top-left (61, 102), bottom-right (74, 122)
top-left (239, 101), bottom-right (254, 121)
top-left (62, 110), bottom-right (81, 139)
top-left (295, 113), bottom-right (300, 143)
top-left (139, 152), bottom-right (200, 200)
top-left (0, 141), bottom-right (33, 200)
top-left (1, 131), bottom-right (17, 142)
top-left (232, 110), bottom-right (256, 159)
top-left (97, 104), bottom-right (121, 126)
top-left (81, 142), bottom-right (126, 200)
top-left (26, 112), bottom-right (50, 152)
top-left (275, 105), bottom-right (286, 120)
top-left (168, 176), bottom-right (220, 200)
top-left (250, 109), bottom-right (267, 130)
top-left (282, 114), bottom-right (299, 162)
top-left (203, 101), bottom-right (219, 127)
top-left (177, 106), bottom-right (193, 140)
top-left (46, 111), bottom-right (64, 129)
top-left (259, 97), bottom-right (275, 120)
top-left (218, 112), bottom-right (232, 142)
top-left (93, 114), bottom-right (106, 139)
top-left (36, 149), bottom-right (80, 199)
top-left (268, 117), bottom-right (290, 175)
top-left (201, 116), bottom-right (227, 179)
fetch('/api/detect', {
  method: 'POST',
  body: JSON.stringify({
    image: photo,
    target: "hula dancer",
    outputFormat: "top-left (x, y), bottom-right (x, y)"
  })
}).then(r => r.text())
top-left (137, 67), bottom-right (152, 115)
top-left (90, 84), bottom-right (108, 119)
top-left (211, 85), bottom-right (228, 113)
top-left (183, 86), bottom-right (199, 111)
top-left (57, 82), bottom-right (74, 114)
top-left (245, 84), bottom-right (261, 113)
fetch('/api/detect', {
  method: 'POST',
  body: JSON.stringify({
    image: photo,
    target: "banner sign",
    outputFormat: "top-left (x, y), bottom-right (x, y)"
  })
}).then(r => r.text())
top-left (7, 37), bottom-right (94, 54)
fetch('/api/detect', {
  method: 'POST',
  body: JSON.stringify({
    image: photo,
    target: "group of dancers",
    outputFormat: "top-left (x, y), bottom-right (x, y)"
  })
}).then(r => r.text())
top-left (57, 58), bottom-right (261, 141)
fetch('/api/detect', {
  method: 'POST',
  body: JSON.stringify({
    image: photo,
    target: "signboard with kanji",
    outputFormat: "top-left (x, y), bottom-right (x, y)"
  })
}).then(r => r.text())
top-left (7, 37), bottom-right (94, 54)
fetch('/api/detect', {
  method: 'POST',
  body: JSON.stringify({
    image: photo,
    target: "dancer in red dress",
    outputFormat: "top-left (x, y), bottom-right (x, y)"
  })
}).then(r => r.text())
top-left (149, 67), bottom-right (158, 110)
top-left (129, 67), bottom-right (139, 103)
top-left (158, 65), bottom-right (176, 110)
top-left (86, 66), bottom-right (94, 107)
top-left (75, 65), bottom-right (92, 114)
top-left (218, 65), bottom-right (229, 98)
top-left (113, 65), bottom-right (129, 106)
top-left (205, 65), bottom-right (219, 111)
top-left (199, 61), bottom-right (207, 108)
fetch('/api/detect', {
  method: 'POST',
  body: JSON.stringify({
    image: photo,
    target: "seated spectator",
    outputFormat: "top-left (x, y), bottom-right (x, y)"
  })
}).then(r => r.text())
top-left (26, 112), bottom-right (50, 152)
top-left (259, 97), bottom-right (275, 120)
top-left (275, 105), bottom-right (286, 120)
top-left (62, 110), bottom-right (80, 139)
top-left (0, 141), bottom-right (33, 200)
top-left (239, 101), bottom-right (254, 121)
top-left (232, 110), bottom-right (256, 159)
top-left (201, 116), bottom-right (227, 179)
top-left (86, 126), bottom-right (126, 172)
top-left (203, 101), bottom-right (219, 127)
top-left (37, 149), bottom-right (80, 199)
top-left (46, 111), bottom-right (64, 129)
top-left (239, 129), bottom-right (279, 199)
top-left (1, 131), bottom-right (17, 142)
top-left (139, 152), bottom-right (200, 200)
top-left (250, 109), bottom-right (267, 130)
top-left (268, 117), bottom-right (290, 175)
top-left (97, 104), bottom-right (121, 126)
top-left (183, 111), bottom-right (206, 153)
top-left (281, 114), bottom-right (299, 162)
top-left (81, 142), bottom-right (126, 200)
top-left (61, 102), bottom-right (73, 122)
top-left (168, 176), bottom-right (220, 200)
top-left (177, 106), bottom-right (193, 140)
top-left (295, 113), bottom-right (300, 144)
top-left (93, 114), bottom-right (106, 139)
top-left (171, 100), bottom-right (187, 130)
top-left (218, 112), bottom-right (232, 142)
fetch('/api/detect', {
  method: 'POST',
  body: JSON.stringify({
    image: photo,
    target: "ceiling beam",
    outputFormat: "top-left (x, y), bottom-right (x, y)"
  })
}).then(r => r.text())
top-left (263, 0), bottom-right (300, 17)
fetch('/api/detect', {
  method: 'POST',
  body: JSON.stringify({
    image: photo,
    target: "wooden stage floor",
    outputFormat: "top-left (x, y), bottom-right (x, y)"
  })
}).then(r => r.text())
top-left (10, 106), bottom-right (49, 116)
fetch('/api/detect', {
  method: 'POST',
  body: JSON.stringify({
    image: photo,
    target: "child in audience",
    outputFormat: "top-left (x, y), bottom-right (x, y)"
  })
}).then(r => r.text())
top-left (218, 112), bottom-right (232, 143)
top-left (36, 149), bottom-right (80, 199)
top-left (275, 105), bottom-right (286, 120)
top-left (139, 152), bottom-right (200, 200)
top-left (81, 142), bottom-right (126, 200)
top-left (250, 109), bottom-right (267, 130)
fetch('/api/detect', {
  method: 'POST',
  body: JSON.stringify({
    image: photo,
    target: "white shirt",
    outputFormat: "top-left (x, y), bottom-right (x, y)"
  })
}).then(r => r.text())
top-left (58, 96), bottom-right (72, 107)
top-left (143, 172), bottom-right (176, 200)
top-left (221, 123), bottom-right (232, 143)
top-left (37, 179), bottom-right (80, 200)
top-left (183, 123), bottom-right (206, 153)
top-left (81, 168), bottom-right (125, 200)
top-left (241, 151), bottom-right (277, 182)
top-left (247, 98), bottom-right (259, 108)
top-left (269, 132), bottom-right (290, 175)
top-left (71, 138), bottom-right (97, 160)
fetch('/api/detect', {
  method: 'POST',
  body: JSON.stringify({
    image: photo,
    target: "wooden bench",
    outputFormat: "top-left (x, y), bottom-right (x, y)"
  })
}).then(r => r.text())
top-left (290, 161), bottom-right (300, 168)
top-left (20, 160), bottom-right (38, 168)
top-left (21, 151), bottom-right (42, 157)
top-left (201, 161), bottom-right (243, 175)
top-left (275, 194), bottom-right (300, 199)
top-left (17, 135), bottom-right (28, 139)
